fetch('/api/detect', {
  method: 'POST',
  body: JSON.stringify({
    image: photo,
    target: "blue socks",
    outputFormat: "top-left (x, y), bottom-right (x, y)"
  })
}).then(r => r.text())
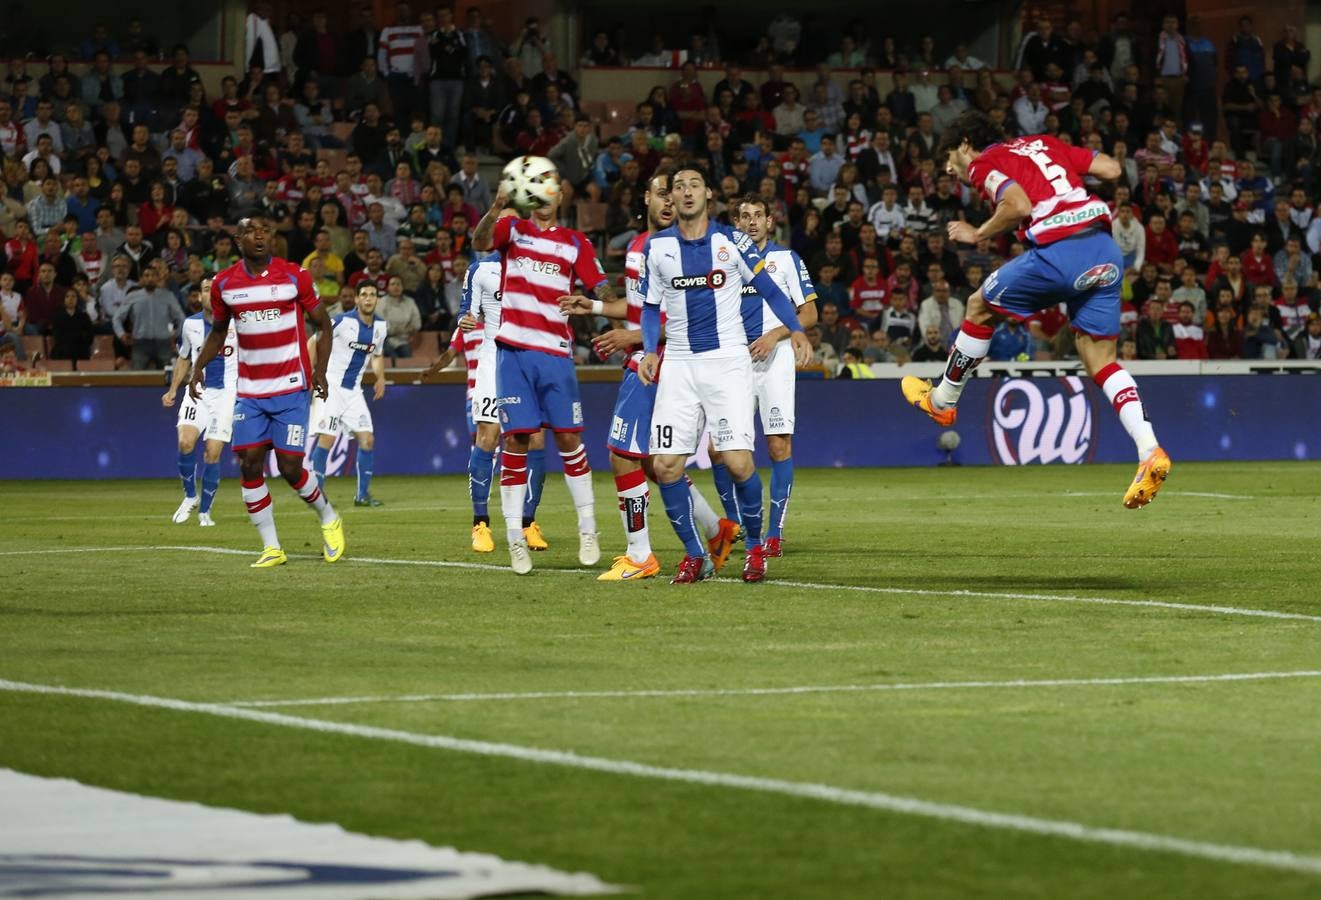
top-left (734, 472), bottom-right (764, 549)
top-left (177, 447), bottom-right (198, 498)
top-left (767, 457), bottom-right (793, 540)
top-left (310, 444), bottom-right (330, 488)
top-left (711, 462), bottom-right (740, 521)
top-left (355, 448), bottom-right (374, 499)
top-left (658, 478), bottom-right (706, 559)
top-left (523, 447), bottom-right (545, 526)
top-left (200, 461), bottom-right (221, 514)
top-left (468, 445), bottom-right (496, 523)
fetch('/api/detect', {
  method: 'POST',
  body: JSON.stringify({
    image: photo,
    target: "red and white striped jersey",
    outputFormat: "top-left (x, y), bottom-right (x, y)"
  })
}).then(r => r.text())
top-left (1275, 296), bottom-right (1312, 335)
top-left (969, 135), bottom-right (1111, 247)
top-left (623, 231), bottom-right (649, 369)
top-left (449, 326), bottom-right (481, 399)
top-left (211, 257), bottom-right (320, 399)
top-left (491, 216), bottom-right (607, 358)
top-left (378, 25), bottom-right (425, 77)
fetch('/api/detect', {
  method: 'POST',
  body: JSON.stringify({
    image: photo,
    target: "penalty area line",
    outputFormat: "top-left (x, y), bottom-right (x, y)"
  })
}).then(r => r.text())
top-left (2, 544), bottom-right (1320, 623)
top-left (225, 670), bottom-right (1321, 708)
top-left (2, 678), bottom-right (1320, 878)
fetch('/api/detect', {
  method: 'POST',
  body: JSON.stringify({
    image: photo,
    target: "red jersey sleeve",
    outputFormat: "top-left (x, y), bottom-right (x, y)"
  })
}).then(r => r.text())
top-left (969, 153), bottom-right (1016, 204)
top-left (572, 232), bottom-right (608, 292)
top-left (490, 215), bottom-right (515, 251)
top-left (209, 277), bottom-right (230, 324)
top-left (449, 329), bottom-right (465, 353)
top-left (295, 265), bottom-right (320, 312)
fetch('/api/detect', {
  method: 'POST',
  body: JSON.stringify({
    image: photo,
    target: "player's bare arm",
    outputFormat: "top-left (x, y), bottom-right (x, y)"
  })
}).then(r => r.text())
top-left (751, 298), bottom-right (817, 362)
top-left (948, 182), bottom-right (1031, 245)
top-left (419, 348), bottom-right (457, 381)
top-left (188, 329), bottom-right (228, 401)
top-left (457, 312), bottom-right (479, 332)
top-left (163, 355), bottom-right (191, 407)
top-left (371, 353), bottom-right (386, 401)
top-left (471, 183), bottom-right (509, 251)
top-left (1088, 152), bottom-right (1123, 181)
top-left (558, 293), bottom-right (628, 319)
top-left (308, 304), bottom-right (333, 400)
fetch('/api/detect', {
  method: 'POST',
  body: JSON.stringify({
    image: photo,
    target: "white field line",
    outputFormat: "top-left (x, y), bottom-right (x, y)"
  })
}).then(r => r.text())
top-left (225, 670), bottom-right (1321, 709)
top-left (3, 544), bottom-right (1320, 624)
top-left (2, 679), bottom-right (1320, 878)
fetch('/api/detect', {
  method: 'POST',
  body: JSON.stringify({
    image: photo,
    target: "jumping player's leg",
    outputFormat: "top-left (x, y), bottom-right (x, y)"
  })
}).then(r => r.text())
top-left (930, 289), bottom-right (995, 411)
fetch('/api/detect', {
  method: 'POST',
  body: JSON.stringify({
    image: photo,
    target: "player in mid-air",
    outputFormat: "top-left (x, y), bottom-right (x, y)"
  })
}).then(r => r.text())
top-left (455, 225), bottom-right (552, 555)
top-left (190, 216), bottom-right (345, 567)
top-left (902, 111), bottom-right (1170, 507)
top-left (308, 281), bottom-right (387, 506)
top-left (729, 195), bottom-right (818, 557)
top-left (562, 170), bottom-right (740, 581)
top-left (638, 165), bottom-right (813, 583)
top-left (472, 173), bottom-right (616, 575)
top-left (163, 278), bottom-right (236, 526)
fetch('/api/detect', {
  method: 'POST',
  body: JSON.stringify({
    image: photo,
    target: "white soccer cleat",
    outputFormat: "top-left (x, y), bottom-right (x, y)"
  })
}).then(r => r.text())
top-left (198, 513), bottom-right (215, 527)
top-left (171, 496), bottom-right (199, 524)
top-left (578, 531), bottom-right (601, 567)
top-left (509, 539), bottom-right (533, 575)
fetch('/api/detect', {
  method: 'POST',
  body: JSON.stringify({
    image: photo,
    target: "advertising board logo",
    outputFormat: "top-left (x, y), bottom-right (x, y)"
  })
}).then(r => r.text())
top-left (990, 376), bottom-right (1094, 465)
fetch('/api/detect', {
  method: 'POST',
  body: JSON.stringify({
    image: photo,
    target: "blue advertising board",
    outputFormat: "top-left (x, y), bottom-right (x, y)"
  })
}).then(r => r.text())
top-left (1, 375), bottom-right (1317, 479)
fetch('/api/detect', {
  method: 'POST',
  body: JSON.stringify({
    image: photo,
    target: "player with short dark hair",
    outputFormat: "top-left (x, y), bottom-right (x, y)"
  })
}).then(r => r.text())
top-left (904, 111), bottom-right (1170, 508)
top-left (190, 216), bottom-right (346, 567)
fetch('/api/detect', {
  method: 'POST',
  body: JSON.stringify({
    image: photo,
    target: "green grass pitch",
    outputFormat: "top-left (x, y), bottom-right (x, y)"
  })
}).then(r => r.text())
top-left (2, 462), bottom-right (1320, 898)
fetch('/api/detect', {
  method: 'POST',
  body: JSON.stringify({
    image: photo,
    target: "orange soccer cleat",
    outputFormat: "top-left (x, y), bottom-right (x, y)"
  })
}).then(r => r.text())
top-left (901, 376), bottom-right (958, 427)
top-left (706, 518), bottom-right (740, 572)
top-left (1123, 447), bottom-right (1172, 509)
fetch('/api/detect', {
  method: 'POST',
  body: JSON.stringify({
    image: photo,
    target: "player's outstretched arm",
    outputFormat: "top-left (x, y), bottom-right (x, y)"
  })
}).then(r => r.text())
top-left (308, 303), bottom-right (334, 399)
top-left (471, 183), bottom-right (509, 251)
top-left (949, 182), bottom-right (1031, 245)
top-left (558, 293), bottom-right (628, 319)
top-left (1088, 152), bottom-right (1123, 182)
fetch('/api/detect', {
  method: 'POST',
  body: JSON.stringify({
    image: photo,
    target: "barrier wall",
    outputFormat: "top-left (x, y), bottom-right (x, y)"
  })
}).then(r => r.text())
top-left (3, 373), bottom-right (1318, 480)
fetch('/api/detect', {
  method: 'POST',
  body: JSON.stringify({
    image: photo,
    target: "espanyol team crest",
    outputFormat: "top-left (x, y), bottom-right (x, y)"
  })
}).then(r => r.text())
top-left (989, 376), bottom-right (1096, 465)
top-left (716, 247), bottom-right (730, 262)
top-left (767, 261), bottom-right (777, 273)
top-left (1073, 263), bottom-right (1119, 292)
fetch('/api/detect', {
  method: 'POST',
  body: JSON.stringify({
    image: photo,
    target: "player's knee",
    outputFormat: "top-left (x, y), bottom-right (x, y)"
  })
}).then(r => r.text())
top-left (177, 435), bottom-right (197, 454)
top-left (202, 445), bottom-right (223, 465)
top-left (503, 432), bottom-right (531, 453)
top-left (652, 456), bottom-right (683, 483)
top-left (358, 432), bottom-right (374, 451)
top-left (768, 436), bottom-right (792, 461)
top-left (475, 425), bottom-right (499, 452)
top-left (609, 451), bottom-right (640, 477)
top-left (528, 430), bottom-right (546, 450)
top-left (724, 450), bottom-right (755, 480)
top-left (276, 455), bottom-right (305, 482)
top-left (552, 431), bottom-right (580, 454)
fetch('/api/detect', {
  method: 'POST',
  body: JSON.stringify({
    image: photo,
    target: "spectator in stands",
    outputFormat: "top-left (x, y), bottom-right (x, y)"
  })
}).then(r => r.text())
top-left (988, 318), bottom-right (1034, 360)
top-left (1274, 236), bottom-right (1311, 287)
top-left (1241, 303), bottom-right (1284, 359)
top-left (1013, 83), bottom-right (1048, 135)
top-left (1222, 64), bottom-right (1261, 157)
top-left (1295, 313), bottom-right (1321, 359)
top-left (111, 263), bottom-right (182, 369)
top-left (386, 236), bottom-right (427, 293)
top-left (918, 280), bottom-right (963, 344)
top-left (1240, 232), bottom-right (1275, 289)
top-left (807, 136), bottom-right (844, 198)
top-left (380, 273), bottom-right (421, 358)
top-left (1136, 299), bottom-right (1176, 359)
top-left (50, 287), bottom-right (95, 360)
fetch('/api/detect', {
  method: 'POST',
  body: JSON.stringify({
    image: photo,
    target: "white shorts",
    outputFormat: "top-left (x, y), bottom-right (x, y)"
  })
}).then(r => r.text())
top-left (471, 340), bottom-right (500, 424)
top-left (751, 340), bottom-right (796, 435)
top-left (177, 387), bottom-right (236, 443)
top-left (650, 354), bottom-right (756, 456)
top-left (312, 386), bottom-right (373, 436)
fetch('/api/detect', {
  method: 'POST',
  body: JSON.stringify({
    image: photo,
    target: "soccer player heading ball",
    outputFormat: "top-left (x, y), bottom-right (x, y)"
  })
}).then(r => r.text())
top-left (190, 216), bottom-right (346, 567)
top-left (902, 110), bottom-right (1171, 508)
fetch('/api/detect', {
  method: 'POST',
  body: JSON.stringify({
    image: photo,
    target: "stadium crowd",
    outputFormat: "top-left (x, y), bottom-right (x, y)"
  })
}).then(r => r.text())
top-left (2, 6), bottom-right (1320, 376)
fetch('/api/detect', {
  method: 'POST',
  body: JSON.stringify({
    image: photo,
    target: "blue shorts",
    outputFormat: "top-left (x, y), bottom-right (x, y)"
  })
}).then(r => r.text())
top-left (982, 229), bottom-right (1124, 339)
top-left (232, 392), bottom-right (311, 455)
top-left (606, 369), bottom-right (654, 459)
top-left (496, 344), bottom-right (584, 434)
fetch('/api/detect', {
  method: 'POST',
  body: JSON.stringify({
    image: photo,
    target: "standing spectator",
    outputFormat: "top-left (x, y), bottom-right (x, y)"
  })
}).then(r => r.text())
top-left (885, 70), bottom-right (917, 129)
top-left (1206, 304), bottom-right (1243, 358)
top-left (668, 62), bottom-right (706, 142)
top-left (1273, 25), bottom-right (1310, 102)
top-left (157, 45), bottom-right (203, 121)
top-left (1013, 84), bottom-right (1048, 135)
top-left (27, 176), bottom-right (67, 239)
top-left (461, 56), bottom-right (505, 153)
top-left (1222, 65), bottom-right (1261, 157)
top-left (49, 288), bottom-right (94, 360)
top-left (1155, 15), bottom-right (1188, 121)
top-left (341, 3), bottom-right (380, 78)
top-left (80, 52), bottom-right (122, 117)
top-left (112, 264), bottom-right (183, 368)
top-left (245, 3), bottom-right (282, 85)
top-left (295, 11), bottom-right (341, 93)
top-left (1019, 18), bottom-right (1069, 82)
top-left (807, 136), bottom-right (844, 197)
top-left (379, 1), bottom-right (425, 126)
top-left (1228, 17), bottom-right (1266, 86)
top-left (1257, 94), bottom-right (1297, 181)
top-left (418, 8), bottom-right (467, 152)
top-left (379, 273), bottom-right (420, 357)
top-left (1112, 203), bottom-right (1145, 271)
top-left (23, 262), bottom-right (67, 334)
top-left (1185, 18), bottom-right (1218, 131)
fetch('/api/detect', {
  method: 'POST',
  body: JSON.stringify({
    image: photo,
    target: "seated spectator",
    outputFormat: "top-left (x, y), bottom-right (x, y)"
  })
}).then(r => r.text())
top-left (849, 258), bottom-right (889, 324)
top-left (911, 325), bottom-right (949, 362)
top-left (988, 319), bottom-right (1034, 360)
top-left (1172, 302), bottom-right (1208, 359)
top-left (379, 274), bottom-right (421, 358)
top-left (878, 290), bottom-right (917, 346)
top-left (1241, 304), bottom-right (1284, 359)
top-left (918, 281), bottom-right (964, 344)
top-left (1144, 213), bottom-right (1178, 273)
top-left (1240, 232), bottom-right (1275, 289)
top-left (1136, 299), bottom-right (1176, 359)
top-left (836, 346), bottom-right (875, 378)
top-left (386, 237), bottom-right (427, 294)
top-left (1294, 312), bottom-right (1321, 359)
top-left (1273, 236), bottom-right (1311, 287)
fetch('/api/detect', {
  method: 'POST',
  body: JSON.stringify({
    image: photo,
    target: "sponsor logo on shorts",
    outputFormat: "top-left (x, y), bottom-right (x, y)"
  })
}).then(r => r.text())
top-left (984, 269), bottom-right (1001, 299)
top-left (990, 376), bottom-right (1095, 466)
top-left (1073, 263), bottom-right (1120, 292)
top-left (233, 413), bottom-right (246, 421)
top-left (672, 270), bottom-right (726, 290)
top-left (286, 423), bottom-right (305, 446)
top-left (496, 396), bottom-right (521, 406)
top-left (572, 401), bottom-right (583, 425)
top-left (610, 415), bottom-right (628, 441)
top-left (768, 405), bottom-right (785, 429)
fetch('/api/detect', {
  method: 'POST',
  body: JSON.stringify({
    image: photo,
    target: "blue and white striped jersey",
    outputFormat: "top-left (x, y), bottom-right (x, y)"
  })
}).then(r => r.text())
top-left (640, 222), bottom-right (801, 360)
top-left (178, 313), bottom-right (237, 391)
top-left (739, 242), bottom-right (817, 340)
top-left (459, 251), bottom-right (504, 342)
top-left (325, 311), bottom-right (387, 391)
